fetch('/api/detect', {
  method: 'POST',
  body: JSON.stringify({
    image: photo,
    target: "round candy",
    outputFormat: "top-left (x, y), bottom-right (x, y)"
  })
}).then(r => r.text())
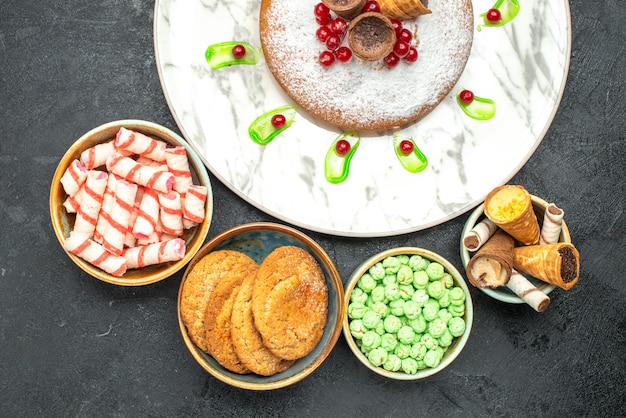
top-left (362, 310), bottom-right (381, 329)
top-left (383, 314), bottom-right (402, 334)
top-left (449, 316), bottom-right (466, 337)
top-left (409, 254), bottom-right (429, 271)
top-left (368, 263), bottom-right (385, 280)
top-left (412, 270), bottom-right (429, 289)
top-left (401, 357), bottom-right (419, 374)
top-left (368, 347), bottom-right (388, 366)
top-left (427, 280), bottom-right (445, 299)
top-left (380, 333), bottom-right (398, 352)
top-left (348, 302), bottom-right (367, 319)
top-left (396, 265), bottom-right (414, 284)
top-left (350, 319), bottom-right (366, 339)
top-left (383, 354), bottom-right (402, 372)
top-left (358, 274), bottom-right (376, 292)
top-left (383, 256), bottom-right (401, 274)
top-left (403, 300), bottom-right (421, 319)
top-left (362, 330), bottom-right (382, 349)
top-left (397, 325), bottom-right (416, 345)
top-left (426, 262), bottom-right (445, 280)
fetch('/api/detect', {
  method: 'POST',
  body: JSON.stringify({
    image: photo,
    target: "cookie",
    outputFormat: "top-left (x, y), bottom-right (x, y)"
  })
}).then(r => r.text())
top-left (180, 249), bottom-right (256, 353)
top-left (252, 246), bottom-right (328, 360)
top-left (204, 259), bottom-right (258, 374)
top-left (231, 274), bottom-right (294, 376)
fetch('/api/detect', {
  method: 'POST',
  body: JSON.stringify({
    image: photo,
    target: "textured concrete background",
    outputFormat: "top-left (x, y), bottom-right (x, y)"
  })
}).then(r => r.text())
top-left (1, 1), bottom-right (624, 416)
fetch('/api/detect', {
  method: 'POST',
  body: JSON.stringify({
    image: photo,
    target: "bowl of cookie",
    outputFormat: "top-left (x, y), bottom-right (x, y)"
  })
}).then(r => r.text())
top-left (343, 247), bottom-right (473, 380)
top-left (49, 119), bottom-right (212, 286)
top-left (460, 185), bottom-right (580, 312)
top-left (178, 222), bottom-right (344, 390)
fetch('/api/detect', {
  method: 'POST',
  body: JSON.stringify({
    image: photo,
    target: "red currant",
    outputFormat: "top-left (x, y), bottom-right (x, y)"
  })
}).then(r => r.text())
top-left (335, 46), bottom-right (353, 63)
top-left (362, 0), bottom-right (381, 13)
top-left (271, 114), bottom-right (286, 129)
top-left (316, 25), bottom-right (332, 42)
top-left (399, 140), bottom-right (414, 155)
top-left (316, 12), bottom-right (332, 26)
top-left (404, 47), bottom-right (418, 62)
top-left (335, 139), bottom-right (351, 155)
top-left (325, 34), bottom-right (342, 51)
top-left (399, 28), bottom-right (413, 44)
top-left (329, 17), bottom-right (347, 35)
top-left (390, 19), bottom-right (403, 37)
top-left (486, 8), bottom-right (502, 23)
top-left (383, 52), bottom-right (400, 68)
top-left (231, 44), bottom-right (246, 59)
top-left (393, 41), bottom-right (410, 58)
top-left (458, 89), bottom-right (474, 104)
top-left (319, 50), bottom-right (335, 66)
top-left (314, 2), bottom-right (330, 18)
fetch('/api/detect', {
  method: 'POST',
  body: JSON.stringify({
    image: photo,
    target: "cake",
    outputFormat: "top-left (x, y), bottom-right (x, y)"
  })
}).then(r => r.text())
top-left (259, 0), bottom-right (474, 131)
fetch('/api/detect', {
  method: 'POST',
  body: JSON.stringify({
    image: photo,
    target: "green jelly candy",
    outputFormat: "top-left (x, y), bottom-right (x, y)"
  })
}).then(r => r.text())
top-left (248, 105), bottom-right (297, 145)
top-left (393, 135), bottom-right (428, 173)
top-left (205, 41), bottom-right (261, 69)
top-left (324, 131), bottom-right (360, 184)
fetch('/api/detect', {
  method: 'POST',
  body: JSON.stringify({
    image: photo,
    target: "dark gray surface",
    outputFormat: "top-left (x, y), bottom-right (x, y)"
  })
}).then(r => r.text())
top-left (1, 1), bottom-right (624, 417)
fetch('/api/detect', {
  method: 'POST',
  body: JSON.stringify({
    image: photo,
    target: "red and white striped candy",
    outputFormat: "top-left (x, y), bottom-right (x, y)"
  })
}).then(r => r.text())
top-left (80, 141), bottom-right (130, 170)
top-left (158, 191), bottom-right (184, 236)
top-left (93, 174), bottom-right (119, 244)
top-left (73, 170), bottom-right (108, 238)
top-left (165, 146), bottom-right (193, 194)
top-left (60, 159), bottom-right (88, 197)
top-left (102, 179), bottom-right (138, 256)
top-left (106, 154), bottom-right (175, 193)
top-left (115, 127), bottom-right (167, 162)
top-left (182, 184), bottom-right (207, 228)
top-left (123, 238), bottom-right (186, 269)
top-left (132, 188), bottom-right (160, 239)
top-left (63, 183), bottom-right (85, 213)
top-left (136, 155), bottom-right (168, 171)
top-left (64, 231), bottom-right (127, 277)
top-left (124, 187), bottom-right (144, 248)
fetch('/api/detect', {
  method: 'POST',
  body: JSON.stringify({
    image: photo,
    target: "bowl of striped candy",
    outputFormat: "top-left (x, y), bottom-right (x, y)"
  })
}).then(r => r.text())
top-left (50, 119), bottom-right (212, 286)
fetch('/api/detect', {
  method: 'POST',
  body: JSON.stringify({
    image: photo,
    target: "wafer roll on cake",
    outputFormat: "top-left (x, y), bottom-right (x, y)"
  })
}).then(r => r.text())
top-left (484, 185), bottom-right (540, 246)
top-left (513, 243), bottom-right (580, 290)
top-left (378, 0), bottom-right (431, 20)
top-left (466, 229), bottom-right (515, 288)
top-left (539, 203), bottom-right (564, 244)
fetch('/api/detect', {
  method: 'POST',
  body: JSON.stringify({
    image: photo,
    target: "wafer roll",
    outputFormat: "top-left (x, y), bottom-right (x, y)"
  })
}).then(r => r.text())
top-left (463, 218), bottom-right (498, 251)
top-left (466, 229), bottom-right (514, 288)
top-left (114, 127), bottom-right (167, 162)
top-left (484, 185), bottom-right (540, 245)
top-left (158, 190), bottom-right (184, 236)
top-left (73, 170), bottom-right (108, 238)
top-left (123, 238), bottom-right (186, 269)
top-left (102, 179), bottom-right (138, 256)
top-left (513, 243), bottom-right (580, 290)
top-left (106, 154), bottom-right (175, 193)
top-left (60, 159), bottom-right (88, 197)
top-left (539, 203), bottom-right (564, 244)
top-left (80, 141), bottom-right (131, 170)
top-left (64, 231), bottom-right (127, 277)
top-left (165, 146), bottom-right (193, 194)
top-left (506, 270), bottom-right (550, 312)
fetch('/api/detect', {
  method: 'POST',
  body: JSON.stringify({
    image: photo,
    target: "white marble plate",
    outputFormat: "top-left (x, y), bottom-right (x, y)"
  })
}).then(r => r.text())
top-left (153, 0), bottom-right (571, 237)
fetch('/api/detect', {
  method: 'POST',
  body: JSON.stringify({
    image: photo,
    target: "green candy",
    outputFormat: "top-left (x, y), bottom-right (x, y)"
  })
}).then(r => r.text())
top-left (426, 262), bottom-right (445, 280)
top-left (395, 343), bottom-right (411, 359)
top-left (370, 301), bottom-right (389, 318)
top-left (408, 254), bottom-right (429, 271)
top-left (401, 357), bottom-right (419, 374)
top-left (438, 329), bottom-right (454, 348)
top-left (403, 300), bottom-right (421, 319)
top-left (347, 302), bottom-right (367, 319)
top-left (427, 280), bottom-right (445, 299)
top-left (412, 270), bottom-right (429, 289)
top-left (383, 354), bottom-right (402, 372)
top-left (438, 290), bottom-right (451, 308)
top-left (357, 274), bottom-right (377, 292)
top-left (389, 299), bottom-right (405, 317)
top-left (397, 255), bottom-right (410, 265)
top-left (368, 262), bottom-right (386, 280)
top-left (421, 333), bottom-right (439, 350)
top-left (362, 331), bottom-right (382, 349)
top-left (349, 319), bottom-right (366, 339)
top-left (396, 265), bottom-right (414, 284)
top-left (362, 310), bottom-right (381, 329)
top-left (409, 315), bottom-right (427, 334)
top-left (410, 342), bottom-right (427, 360)
top-left (412, 289), bottom-right (429, 306)
top-left (441, 273), bottom-right (454, 288)
top-left (383, 314), bottom-right (402, 334)
top-left (397, 325), bottom-right (416, 345)
top-left (382, 274), bottom-right (397, 285)
top-left (380, 333), bottom-right (398, 352)
top-left (382, 256), bottom-right (401, 274)
top-left (422, 300), bottom-right (440, 321)
top-left (449, 303), bottom-right (466, 317)
top-left (437, 308), bottom-right (453, 325)
top-left (368, 347), bottom-right (388, 367)
top-left (350, 287), bottom-right (368, 304)
top-left (384, 283), bottom-right (401, 301)
top-left (449, 316), bottom-right (466, 337)
top-left (374, 321), bottom-right (386, 336)
top-left (449, 287), bottom-right (466, 305)
top-left (428, 318), bottom-right (447, 338)
top-left (205, 41), bottom-right (261, 69)
top-left (398, 285), bottom-right (415, 300)
top-left (370, 285), bottom-right (387, 303)
top-left (423, 349), bottom-right (442, 368)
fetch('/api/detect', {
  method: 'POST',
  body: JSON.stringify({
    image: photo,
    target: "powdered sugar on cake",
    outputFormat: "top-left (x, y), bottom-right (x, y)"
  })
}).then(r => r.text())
top-left (260, 0), bottom-right (474, 131)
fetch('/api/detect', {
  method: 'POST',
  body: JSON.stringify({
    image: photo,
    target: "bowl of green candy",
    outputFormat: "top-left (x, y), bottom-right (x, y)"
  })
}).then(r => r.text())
top-left (342, 247), bottom-right (473, 380)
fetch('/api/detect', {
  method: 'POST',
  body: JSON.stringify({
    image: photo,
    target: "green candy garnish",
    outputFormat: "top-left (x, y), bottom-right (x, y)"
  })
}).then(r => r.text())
top-left (205, 41), bottom-right (260, 69)
top-left (393, 135), bottom-right (428, 173)
top-left (477, 0), bottom-right (521, 31)
top-left (248, 105), bottom-right (297, 145)
top-left (456, 92), bottom-right (496, 120)
top-left (324, 131), bottom-right (360, 184)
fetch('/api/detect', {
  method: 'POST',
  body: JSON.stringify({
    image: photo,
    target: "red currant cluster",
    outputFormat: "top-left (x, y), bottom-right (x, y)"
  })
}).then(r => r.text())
top-left (314, 0), bottom-right (419, 68)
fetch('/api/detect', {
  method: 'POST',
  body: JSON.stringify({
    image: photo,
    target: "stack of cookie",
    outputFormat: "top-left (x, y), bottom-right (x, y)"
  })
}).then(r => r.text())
top-left (180, 246), bottom-right (328, 376)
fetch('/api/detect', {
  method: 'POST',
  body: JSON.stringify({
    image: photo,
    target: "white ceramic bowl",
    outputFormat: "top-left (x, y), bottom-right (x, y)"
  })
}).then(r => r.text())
top-left (460, 194), bottom-right (571, 303)
top-left (50, 119), bottom-right (212, 286)
top-left (342, 247), bottom-right (473, 380)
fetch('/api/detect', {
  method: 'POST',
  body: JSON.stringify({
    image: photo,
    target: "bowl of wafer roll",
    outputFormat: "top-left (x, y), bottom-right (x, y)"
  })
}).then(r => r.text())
top-left (177, 222), bottom-right (344, 390)
top-left (460, 184), bottom-right (580, 312)
top-left (50, 119), bottom-right (212, 286)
